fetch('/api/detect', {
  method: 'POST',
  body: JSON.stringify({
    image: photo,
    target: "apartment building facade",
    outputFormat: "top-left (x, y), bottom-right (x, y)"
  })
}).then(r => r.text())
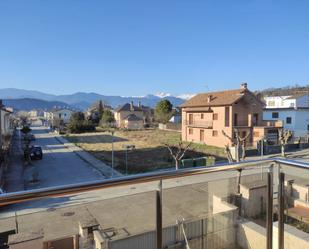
top-left (181, 84), bottom-right (282, 148)
top-left (263, 94), bottom-right (309, 138)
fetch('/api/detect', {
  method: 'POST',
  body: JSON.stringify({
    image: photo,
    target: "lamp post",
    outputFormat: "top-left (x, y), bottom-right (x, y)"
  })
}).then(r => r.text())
top-left (123, 144), bottom-right (135, 175)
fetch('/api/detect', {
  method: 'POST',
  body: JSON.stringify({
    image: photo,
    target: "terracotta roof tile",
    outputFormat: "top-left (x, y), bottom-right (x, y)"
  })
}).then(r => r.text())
top-left (180, 88), bottom-right (247, 107)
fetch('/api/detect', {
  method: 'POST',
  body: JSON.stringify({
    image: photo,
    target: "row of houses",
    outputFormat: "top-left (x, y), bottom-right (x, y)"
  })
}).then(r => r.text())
top-left (180, 83), bottom-right (309, 148)
top-left (34, 101), bottom-right (156, 130)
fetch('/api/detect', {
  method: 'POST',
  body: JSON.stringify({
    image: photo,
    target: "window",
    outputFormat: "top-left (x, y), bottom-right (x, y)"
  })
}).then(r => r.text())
top-left (234, 113), bottom-right (238, 126)
top-left (286, 117), bottom-right (292, 124)
top-left (200, 130), bottom-right (205, 142)
top-left (189, 128), bottom-right (193, 135)
top-left (201, 113), bottom-right (204, 119)
top-left (253, 113), bottom-right (258, 125)
top-left (272, 112), bottom-right (279, 118)
top-left (213, 113), bottom-right (218, 120)
top-left (212, 130), bottom-right (218, 137)
top-left (225, 107), bottom-right (230, 127)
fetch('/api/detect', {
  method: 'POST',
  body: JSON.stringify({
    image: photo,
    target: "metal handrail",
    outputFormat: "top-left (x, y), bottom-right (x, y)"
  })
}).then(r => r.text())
top-left (1, 158), bottom-right (309, 249)
top-left (1, 158), bottom-right (309, 206)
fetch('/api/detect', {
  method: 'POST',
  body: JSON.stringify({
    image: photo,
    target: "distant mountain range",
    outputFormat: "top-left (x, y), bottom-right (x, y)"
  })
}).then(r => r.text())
top-left (2, 98), bottom-right (73, 111)
top-left (0, 88), bottom-right (189, 111)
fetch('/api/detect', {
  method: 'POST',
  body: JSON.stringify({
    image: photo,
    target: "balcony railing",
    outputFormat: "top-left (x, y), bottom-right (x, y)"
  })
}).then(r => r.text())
top-left (262, 120), bottom-right (283, 127)
top-left (0, 158), bottom-right (308, 249)
top-left (184, 119), bottom-right (213, 128)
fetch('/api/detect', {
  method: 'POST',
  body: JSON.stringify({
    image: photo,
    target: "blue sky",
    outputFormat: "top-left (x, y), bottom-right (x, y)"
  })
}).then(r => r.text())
top-left (0, 0), bottom-right (308, 96)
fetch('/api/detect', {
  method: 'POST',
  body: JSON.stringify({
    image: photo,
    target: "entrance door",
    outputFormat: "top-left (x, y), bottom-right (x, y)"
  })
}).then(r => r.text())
top-left (200, 130), bottom-right (205, 142)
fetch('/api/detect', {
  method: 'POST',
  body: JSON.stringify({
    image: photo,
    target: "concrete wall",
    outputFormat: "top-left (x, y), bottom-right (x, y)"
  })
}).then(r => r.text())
top-left (237, 221), bottom-right (266, 249)
top-left (237, 221), bottom-right (309, 249)
top-left (159, 123), bottom-right (181, 131)
top-left (239, 184), bottom-right (267, 218)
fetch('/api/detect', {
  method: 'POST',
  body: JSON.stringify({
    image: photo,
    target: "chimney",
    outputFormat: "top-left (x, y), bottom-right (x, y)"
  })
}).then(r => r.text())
top-left (207, 95), bottom-right (212, 103)
top-left (241, 82), bottom-right (248, 90)
top-left (130, 101), bottom-right (134, 111)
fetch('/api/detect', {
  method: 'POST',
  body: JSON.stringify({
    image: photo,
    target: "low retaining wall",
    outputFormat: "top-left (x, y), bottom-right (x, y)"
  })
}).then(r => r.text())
top-left (246, 142), bottom-right (309, 156)
top-left (237, 221), bottom-right (309, 249)
top-left (158, 123), bottom-right (181, 131)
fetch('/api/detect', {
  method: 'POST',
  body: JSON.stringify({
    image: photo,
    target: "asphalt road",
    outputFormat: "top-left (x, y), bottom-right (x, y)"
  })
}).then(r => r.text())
top-left (23, 127), bottom-right (105, 190)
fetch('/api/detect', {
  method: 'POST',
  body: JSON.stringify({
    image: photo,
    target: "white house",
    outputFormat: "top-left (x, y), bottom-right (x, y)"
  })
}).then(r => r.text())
top-left (53, 109), bottom-right (73, 123)
top-left (263, 94), bottom-right (309, 137)
top-left (47, 108), bottom-right (74, 128)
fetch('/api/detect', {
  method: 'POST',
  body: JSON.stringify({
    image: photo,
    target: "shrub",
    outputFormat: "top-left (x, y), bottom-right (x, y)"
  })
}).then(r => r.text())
top-left (68, 120), bottom-right (96, 133)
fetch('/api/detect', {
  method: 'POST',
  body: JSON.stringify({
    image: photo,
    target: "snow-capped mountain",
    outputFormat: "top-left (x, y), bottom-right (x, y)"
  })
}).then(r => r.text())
top-left (155, 92), bottom-right (195, 100)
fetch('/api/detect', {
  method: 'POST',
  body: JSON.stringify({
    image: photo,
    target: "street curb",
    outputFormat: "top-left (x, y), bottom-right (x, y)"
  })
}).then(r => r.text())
top-left (54, 135), bottom-right (122, 178)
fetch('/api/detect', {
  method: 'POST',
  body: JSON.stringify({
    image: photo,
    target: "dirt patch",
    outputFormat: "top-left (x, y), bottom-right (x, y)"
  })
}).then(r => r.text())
top-left (65, 129), bottom-right (226, 174)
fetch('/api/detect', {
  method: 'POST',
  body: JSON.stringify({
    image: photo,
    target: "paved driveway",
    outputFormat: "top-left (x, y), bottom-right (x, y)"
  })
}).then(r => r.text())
top-left (24, 127), bottom-right (104, 190)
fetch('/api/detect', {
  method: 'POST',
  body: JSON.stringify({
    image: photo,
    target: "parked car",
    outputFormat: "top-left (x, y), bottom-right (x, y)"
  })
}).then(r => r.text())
top-left (29, 134), bottom-right (36, 141)
top-left (30, 146), bottom-right (43, 160)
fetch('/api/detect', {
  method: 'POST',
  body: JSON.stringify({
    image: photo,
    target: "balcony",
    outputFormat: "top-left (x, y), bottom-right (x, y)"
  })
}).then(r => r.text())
top-left (262, 120), bottom-right (283, 127)
top-left (184, 119), bottom-right (213, 128)
top-left (0, 159), bottom-right (309, 249)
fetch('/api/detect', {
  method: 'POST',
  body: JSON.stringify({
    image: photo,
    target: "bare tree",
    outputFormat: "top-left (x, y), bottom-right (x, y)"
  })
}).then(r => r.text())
top-left (224, 145), bottom-right (234, 163)
top-left (164, 142), bottom-right (192, 170)
top-left (278, 129), bottom-right (293, 157)
top-left (222, 129), bottom-right (251, 162)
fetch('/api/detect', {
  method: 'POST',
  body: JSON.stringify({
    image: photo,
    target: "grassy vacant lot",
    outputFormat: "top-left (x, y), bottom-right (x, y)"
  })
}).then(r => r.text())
top-left (65, 129), bottom-right (226, 174)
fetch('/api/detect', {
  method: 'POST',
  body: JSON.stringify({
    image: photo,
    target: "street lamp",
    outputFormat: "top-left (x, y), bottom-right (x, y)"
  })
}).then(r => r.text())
top-left (110, 130), bottom-right (115, 178)
top-left (122, 144), bottom-right (135, 175)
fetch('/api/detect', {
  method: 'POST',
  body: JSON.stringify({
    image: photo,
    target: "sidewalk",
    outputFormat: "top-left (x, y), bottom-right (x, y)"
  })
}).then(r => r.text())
top-left (4, 130), bottom-right (25, 192)
top-left (54, 135), bottom-right (122, 178)
top-left (245, 147), bottom-right (309, 163)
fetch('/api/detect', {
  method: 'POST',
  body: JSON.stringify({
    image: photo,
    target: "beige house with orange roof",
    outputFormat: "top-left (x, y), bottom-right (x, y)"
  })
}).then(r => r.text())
top-left (180, 83), bottom-right (282, 148)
